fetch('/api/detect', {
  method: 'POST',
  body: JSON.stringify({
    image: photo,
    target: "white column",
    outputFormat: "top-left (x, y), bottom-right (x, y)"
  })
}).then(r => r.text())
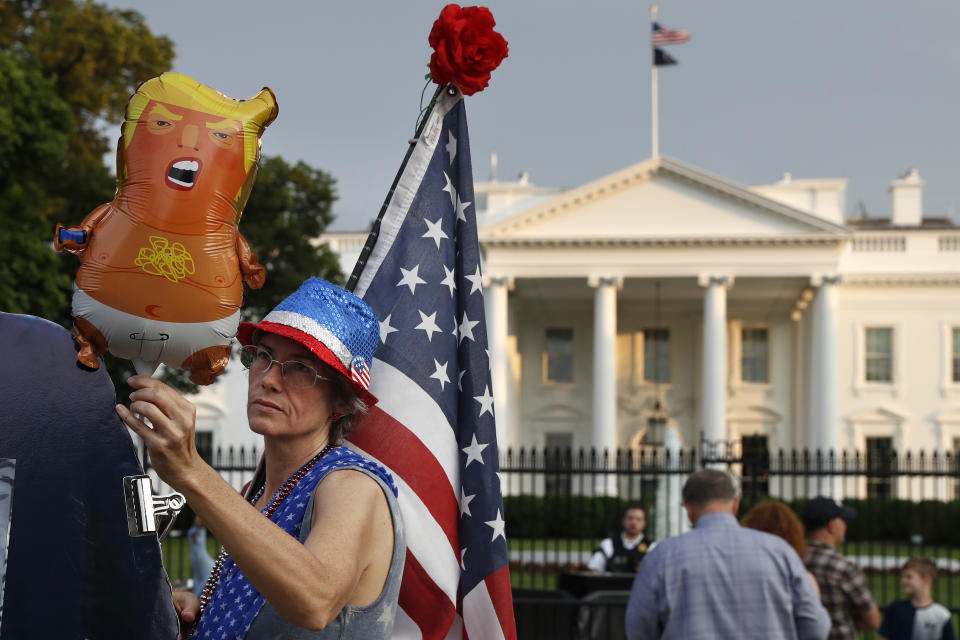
top-left (588, 275), bottom-right (623, 491)
top-left (698, 275), bottom-right (733, 450)
top-left (810, 275), bottom-right (841, 454)
top-left (484, 275), bottom-right (513, 452)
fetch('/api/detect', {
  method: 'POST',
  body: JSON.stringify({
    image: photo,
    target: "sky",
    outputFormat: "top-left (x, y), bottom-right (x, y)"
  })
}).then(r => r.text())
top-left (104, 0), bottom-right (960, 231)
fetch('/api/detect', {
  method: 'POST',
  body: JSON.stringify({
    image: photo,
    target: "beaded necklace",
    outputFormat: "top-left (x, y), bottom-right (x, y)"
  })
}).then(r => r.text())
top-left (196, 442), bottom-right (337, 618)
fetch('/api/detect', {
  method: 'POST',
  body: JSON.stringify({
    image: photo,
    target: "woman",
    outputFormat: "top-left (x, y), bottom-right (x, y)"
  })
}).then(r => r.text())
top-left (117, 277), bottom-right (404, 639)
top-left (741, 500), bottom-right (820, 597)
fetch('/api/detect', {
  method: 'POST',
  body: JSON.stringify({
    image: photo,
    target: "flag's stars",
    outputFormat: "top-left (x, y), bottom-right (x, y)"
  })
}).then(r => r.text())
top-left (462, 434), bottom-right (489, 467)
top-left (458, 311), bottom-right (479, 344)
top-left (440, 265), bottom-right (457, 297)
top-left (396, 264), bottom-right (426, 294)
top-left (430, 358), bottom-right (451, 390)
top-left (485, 509), bottom-right (506, 542)
top-left (415, 310), bottom-right (443, 342)
top-left (464, 265), bottom-right (483, 296)
top-left (460, 487), bottom-right (476, 517)
top-left (474, 385), bottom-right (495, 417)
top-left (446, 131), bottom-right (457, 164)
top-left (451, 315), bottom-right (460, 341)
top-left (455, 194), bottom-right (472, 224)
top-left (422, 217), bottom-right (448, 249)
top-left (460, 547), bottom-right (467, 570)
top-left (442, 171), bottom-right (458, 209)
top-left (458, 368), bottom-right (467, 391)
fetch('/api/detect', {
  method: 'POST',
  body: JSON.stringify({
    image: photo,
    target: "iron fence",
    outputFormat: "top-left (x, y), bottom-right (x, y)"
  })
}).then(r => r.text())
top-left (153, 442), bottom-right (960, 639)
top-left (502, 441), bottom-right (960, 639)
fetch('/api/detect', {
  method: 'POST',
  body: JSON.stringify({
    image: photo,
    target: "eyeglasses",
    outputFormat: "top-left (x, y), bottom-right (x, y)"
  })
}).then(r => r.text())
top-left (239, 345), bottom-right (329, 389)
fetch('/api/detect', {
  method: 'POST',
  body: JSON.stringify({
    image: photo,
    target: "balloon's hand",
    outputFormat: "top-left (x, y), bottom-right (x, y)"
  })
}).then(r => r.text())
top-left (236, 232), bottom-right (266, 290)
top-left (54, 223), bottom-right (89, 254)
top-left (242, 260), bottom-right (266, 290)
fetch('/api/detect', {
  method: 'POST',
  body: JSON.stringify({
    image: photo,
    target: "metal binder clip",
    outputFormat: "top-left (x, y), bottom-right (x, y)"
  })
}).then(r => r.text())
top-left (123, 474), bottom-right (185, 540)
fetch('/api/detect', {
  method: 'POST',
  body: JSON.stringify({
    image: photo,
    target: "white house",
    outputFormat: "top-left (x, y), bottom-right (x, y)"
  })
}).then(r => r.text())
top-left (192, 156), bottom-right (960, 490)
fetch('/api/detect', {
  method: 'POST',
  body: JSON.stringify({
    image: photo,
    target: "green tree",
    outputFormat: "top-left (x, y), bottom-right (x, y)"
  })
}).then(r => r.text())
top-left (20, 0), bottom-right (175, 225)
top-left (1, 0), bottom-right (175, 321)
top-left (0, 53), bottom-right (74, 317)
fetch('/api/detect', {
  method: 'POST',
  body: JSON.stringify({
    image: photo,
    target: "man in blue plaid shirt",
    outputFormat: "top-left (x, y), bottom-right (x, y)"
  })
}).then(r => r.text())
top-left (625, 470), bottom-right (830, 639)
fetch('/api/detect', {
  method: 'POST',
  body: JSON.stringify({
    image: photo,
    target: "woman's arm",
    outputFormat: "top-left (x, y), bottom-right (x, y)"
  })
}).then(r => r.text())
top-left (117, 376), bottom-right (385, 630)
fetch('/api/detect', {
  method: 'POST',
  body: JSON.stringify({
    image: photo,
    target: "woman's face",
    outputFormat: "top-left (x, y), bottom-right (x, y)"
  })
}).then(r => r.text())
top-left (246, 333), bottom-right (336, 444)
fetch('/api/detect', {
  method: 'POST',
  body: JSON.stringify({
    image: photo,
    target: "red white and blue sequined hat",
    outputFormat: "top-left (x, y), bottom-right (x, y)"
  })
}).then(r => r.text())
top-left (236, 277), bottom-right (379, 407)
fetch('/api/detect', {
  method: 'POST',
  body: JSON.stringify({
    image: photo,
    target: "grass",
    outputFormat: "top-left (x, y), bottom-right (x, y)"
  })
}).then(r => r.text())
top-left (509, 538), bottom-right (597, 551)
top-left (161, 532), bottom-right (221, 584)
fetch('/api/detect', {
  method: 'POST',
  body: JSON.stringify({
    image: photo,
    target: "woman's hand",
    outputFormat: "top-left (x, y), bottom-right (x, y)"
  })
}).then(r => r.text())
top-left (173, 590), bottom-right (200, 639)
top-left (116, 375), bottom-right (203, 491)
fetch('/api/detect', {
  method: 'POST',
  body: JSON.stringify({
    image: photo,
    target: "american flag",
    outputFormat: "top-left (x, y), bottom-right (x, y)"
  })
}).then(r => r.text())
top-left (346, 87), bottom-right (516, 639)
top-left (651, 21), bottom-right (691, 47)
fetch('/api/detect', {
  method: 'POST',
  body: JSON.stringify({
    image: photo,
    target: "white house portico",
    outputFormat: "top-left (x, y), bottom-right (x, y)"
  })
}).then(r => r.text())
top-left (477, 156), bottom-right (852, 454)
top-left (199, 155), bottom-right (960, 485)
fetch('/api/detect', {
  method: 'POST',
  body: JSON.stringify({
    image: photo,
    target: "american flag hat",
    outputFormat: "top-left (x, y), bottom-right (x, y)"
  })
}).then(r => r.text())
top-left (236, 277), bottom-right (379, 407)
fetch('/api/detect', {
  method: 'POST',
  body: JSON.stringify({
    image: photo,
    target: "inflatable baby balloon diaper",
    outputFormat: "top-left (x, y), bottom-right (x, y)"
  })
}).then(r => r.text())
top-left (55, 72), bottom-right (278, 384)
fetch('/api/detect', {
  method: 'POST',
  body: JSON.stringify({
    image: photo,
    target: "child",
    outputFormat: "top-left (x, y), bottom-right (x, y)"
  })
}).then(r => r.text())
top-left (879, 557), bottom-right (955, 640)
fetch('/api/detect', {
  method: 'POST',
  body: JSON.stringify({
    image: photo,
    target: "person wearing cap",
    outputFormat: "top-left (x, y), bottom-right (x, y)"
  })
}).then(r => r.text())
top-left (117, 277), bottom-right (404, 639)
top-left (625, 469), bottom-right (830, 640)
top-left (803, 496), bottom-right (881, 638)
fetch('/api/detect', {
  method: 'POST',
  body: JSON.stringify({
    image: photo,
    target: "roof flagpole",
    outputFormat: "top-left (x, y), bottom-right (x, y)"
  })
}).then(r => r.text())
top-left (651, 4), bottom-right (659, 158)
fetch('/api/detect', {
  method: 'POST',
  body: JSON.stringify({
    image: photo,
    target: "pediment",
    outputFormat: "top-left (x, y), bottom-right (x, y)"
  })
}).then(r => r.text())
top-left (846, 406), bottom-right (907, 424)
top-left (531, 404), bottom-right (584, 422)
top-left (480, 156), bottom-right (849, 242)
top-left (935, 408), bottom-right (960, 425)
top-left (727, 405), bottom-right (783, 422)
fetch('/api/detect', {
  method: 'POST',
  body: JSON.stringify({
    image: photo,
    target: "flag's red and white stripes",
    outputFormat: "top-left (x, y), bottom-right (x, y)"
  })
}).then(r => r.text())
top-left (348, 360), bottom-right (465, 638)
top-left (651, 26), bottom-right (690, 46)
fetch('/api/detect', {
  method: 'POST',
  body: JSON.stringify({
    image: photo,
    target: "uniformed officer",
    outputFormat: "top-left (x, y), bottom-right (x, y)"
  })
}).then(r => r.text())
top-left (588, 505), bottom-right (655, 573)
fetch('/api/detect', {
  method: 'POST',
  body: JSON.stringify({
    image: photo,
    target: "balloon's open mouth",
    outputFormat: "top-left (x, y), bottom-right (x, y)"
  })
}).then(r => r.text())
top-left (166, 159), bottom-right (200, 190)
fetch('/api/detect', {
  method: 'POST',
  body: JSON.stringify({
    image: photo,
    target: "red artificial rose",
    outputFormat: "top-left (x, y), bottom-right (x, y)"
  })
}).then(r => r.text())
top-left (428, 4), bottom-right (508, 96)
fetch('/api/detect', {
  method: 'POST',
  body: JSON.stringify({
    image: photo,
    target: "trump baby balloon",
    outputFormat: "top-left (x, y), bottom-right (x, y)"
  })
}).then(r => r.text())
top-left (55, 72), bottom-right (277, 384)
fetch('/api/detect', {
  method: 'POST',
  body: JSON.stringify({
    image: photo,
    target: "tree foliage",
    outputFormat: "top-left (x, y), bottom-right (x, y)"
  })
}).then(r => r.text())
top-left (0, 53), bottom-right (74, 317)
top-left (1, 0), bottom-right (176, 324)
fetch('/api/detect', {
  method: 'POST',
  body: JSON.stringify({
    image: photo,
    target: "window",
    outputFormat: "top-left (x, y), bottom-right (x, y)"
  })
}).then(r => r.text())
top-left (544, 328), bottom-right (574, 383)
top-left (865, 327), bottom-right (893, 382)
top-left (953, 328), bottom-right (960, 383)
top-left (544, 432), bottom-right (573, 494)
top-left (740, 435), bottom-right (770, 498)
top-left (866, 437), bottom-right (894, 499)
top-left (642, 415), bottom-right (667, 446)
top-left (741, 328), bottom-right (769, 383)
top-left (195, 431), bottom-right (214, 465)
top-left (643, 328), bottom-right (670, 383)
top-left (954, 438), bottom-right (960, 498)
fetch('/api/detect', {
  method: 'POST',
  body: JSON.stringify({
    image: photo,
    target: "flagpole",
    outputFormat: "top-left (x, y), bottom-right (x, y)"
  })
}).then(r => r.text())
top-left (650, 4), bottom-right (659, 158)
top-left (345, 84), bottom-right (447, 293)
